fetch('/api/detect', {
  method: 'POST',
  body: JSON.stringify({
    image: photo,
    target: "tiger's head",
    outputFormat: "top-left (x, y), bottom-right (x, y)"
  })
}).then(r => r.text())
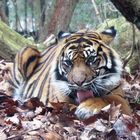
top-left (54, 27), bottom-right (122, 104)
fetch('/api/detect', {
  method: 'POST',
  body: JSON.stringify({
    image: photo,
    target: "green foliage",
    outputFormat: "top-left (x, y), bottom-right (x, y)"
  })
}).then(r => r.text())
top-left (69, 0), bottom-right (121, 31)
top-left (69, 0), bottom-right (95, 31)
top-left (137, 98), bottom-right (140, 104)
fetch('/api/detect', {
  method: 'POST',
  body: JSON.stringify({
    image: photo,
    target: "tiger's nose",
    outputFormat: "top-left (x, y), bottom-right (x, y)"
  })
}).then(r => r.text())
top-left (73, 77), bottom-right (86, 87)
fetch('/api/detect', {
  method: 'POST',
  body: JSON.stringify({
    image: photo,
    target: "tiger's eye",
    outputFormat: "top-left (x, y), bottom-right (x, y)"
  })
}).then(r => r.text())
top-left (62, 59), bottom-right (72, 72)
top-left (87, 56), bottom-right (95, 66)
top-left (88, 56), bottom-right (95, 62)
top-left (87, 56), bottom-right (100, 69)
top-left (63, 60), bottom-right (72, 66)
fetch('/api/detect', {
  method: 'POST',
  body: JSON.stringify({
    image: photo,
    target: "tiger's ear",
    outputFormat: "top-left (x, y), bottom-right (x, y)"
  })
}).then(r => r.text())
top-left (16, 46), bottom-right (40, 80)
top-left (58, 31), bottom-right (74, 39)
top-left (100, 26), bottom-right (116, 45)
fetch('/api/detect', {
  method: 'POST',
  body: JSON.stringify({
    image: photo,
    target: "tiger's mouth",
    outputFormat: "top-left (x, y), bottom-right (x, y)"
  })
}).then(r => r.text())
top-left (75, 90), bottom-right (94, 104)
top-left (68, 84), bottom-right (94, 104)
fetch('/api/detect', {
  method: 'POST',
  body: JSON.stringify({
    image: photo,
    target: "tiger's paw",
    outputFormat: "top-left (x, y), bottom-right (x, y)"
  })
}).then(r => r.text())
top-left (75, 98), bottom-right (108, 119)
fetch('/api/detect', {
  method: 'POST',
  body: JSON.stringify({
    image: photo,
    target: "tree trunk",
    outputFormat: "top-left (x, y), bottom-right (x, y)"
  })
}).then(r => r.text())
top-left (24, 0), bottom-right (27, 32)
top-left (0, 0), bottom-right (9, 24)
top-left (110, 0), bottom-right (140, 30)
top-left (48, 0), bottom-right (78, 35)
top-left (3, 0), bottom-right (9, 19)
top-left (39, 0), bottom-right (78, 42)
top-left (38, 0), bottom-right (56, 42)
top-left (40, 0), bottom-right (46, 27)
top-left (0, 21), bottom-right (34, 61)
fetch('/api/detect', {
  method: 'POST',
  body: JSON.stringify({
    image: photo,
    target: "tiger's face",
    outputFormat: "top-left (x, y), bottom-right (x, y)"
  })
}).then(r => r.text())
top-left (56, 28), bottom-right (122, 104)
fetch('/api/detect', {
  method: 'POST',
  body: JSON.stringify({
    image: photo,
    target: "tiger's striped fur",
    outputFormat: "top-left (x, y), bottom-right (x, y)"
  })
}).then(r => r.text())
top-left (10, 27), bottom-right (131, 118)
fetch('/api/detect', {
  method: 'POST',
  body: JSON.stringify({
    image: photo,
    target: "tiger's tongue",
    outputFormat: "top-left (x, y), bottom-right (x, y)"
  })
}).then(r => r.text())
top-left (77, 90), bottom-right (93, 103)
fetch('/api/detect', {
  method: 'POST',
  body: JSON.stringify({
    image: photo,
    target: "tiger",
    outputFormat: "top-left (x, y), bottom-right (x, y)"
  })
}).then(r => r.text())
top-left (10, 27), bottom-right (131, 119)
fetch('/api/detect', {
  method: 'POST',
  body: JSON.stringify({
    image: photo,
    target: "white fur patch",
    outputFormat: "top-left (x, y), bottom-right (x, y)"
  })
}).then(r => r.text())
top-left (104, 29), bottom-right (113, 34)
top-left (75, 106), bottom-right (99, 119)
top-left (51, 70), bottom-right (71, 96)
top-left (13, 82), bottom-right (25, 101)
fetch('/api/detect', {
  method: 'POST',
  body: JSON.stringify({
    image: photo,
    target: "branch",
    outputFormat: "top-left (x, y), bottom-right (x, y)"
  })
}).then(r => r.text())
top-left (123, 24), bottom-right (135, 68)
top-left (91, 0), bottom-right (102, 24)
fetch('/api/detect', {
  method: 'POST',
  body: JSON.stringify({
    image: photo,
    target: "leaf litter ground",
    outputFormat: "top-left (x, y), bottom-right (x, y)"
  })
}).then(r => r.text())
top-left (0, 60), bottom-right (140, 140)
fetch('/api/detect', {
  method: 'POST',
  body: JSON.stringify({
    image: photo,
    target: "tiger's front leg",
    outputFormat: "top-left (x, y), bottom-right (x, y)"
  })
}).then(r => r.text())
top-left (75, 97), bottom-right (107, 119)
top-left (75, 87), bottom-right (131, 119)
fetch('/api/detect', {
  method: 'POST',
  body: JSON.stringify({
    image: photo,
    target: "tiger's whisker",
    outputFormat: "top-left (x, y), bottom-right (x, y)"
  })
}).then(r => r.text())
top-left (91, 84), bottom-right (101, 97)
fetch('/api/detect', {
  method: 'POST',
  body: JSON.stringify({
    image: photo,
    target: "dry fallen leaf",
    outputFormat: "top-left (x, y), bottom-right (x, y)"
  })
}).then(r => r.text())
top-left (5, 114), bottom-right (20, 125)
top-left (43, 131), bottom-right (63, 140)
top-left (113, 114), bottom-right (138, 138)
top-left (23, 97), bottom-right (44, 110)
top-left (22, 119), bottom-right (43, 130)
top-left (0, 130), bottom-right (7, 140)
